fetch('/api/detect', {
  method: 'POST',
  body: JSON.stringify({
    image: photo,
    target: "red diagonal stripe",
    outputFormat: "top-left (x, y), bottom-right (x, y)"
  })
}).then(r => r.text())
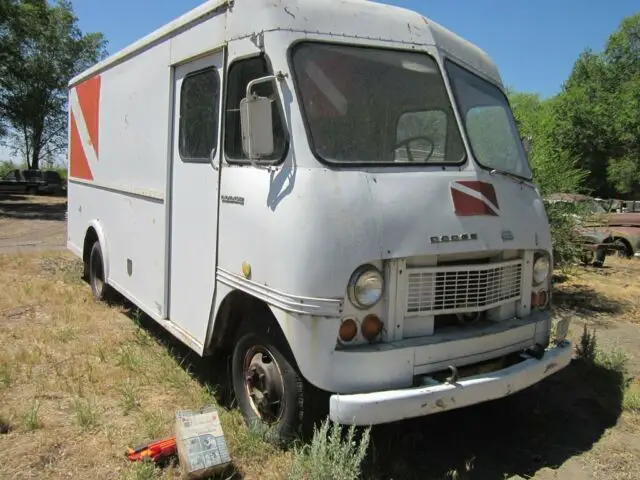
top-left (451, 188), bottom-right (498, 216)
top-left (456, 181), bottom-right (499, 209)
top-left (69, 112), bottom-right (93, 181)
top-left (75, 75), bottom-right (101, 157)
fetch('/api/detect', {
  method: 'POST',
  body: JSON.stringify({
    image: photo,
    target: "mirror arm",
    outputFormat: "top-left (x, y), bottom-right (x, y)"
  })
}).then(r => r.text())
top-left (245, 71), bottom-right (288, 100)
top-left (245, 72), bottom-right (288, 170)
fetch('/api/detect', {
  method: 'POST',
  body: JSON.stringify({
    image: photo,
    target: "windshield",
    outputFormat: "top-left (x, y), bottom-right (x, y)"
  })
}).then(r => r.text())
top-left (290, 43), bottom-right (465, 165)
top-left (582, 200), bottom-right (606, 214)
top-left (446, 61), bottom-right (532, 179)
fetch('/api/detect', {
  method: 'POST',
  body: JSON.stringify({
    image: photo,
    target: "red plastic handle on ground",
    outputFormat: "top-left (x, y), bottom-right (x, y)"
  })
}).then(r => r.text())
top-left (126, 436), bottom-right (177, 462)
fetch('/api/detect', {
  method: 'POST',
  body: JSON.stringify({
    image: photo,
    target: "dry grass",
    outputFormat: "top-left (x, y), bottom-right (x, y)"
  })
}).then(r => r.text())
top-left (548, 256), bottom-right (640, 480)
top-left (0, 195), bottom-right (67, 253)
top-left (0, 251), bottom-right (291, 479)
top-left (2, 249), bottom-right (640, 479)
top-left (554, 255), bottom-right (640, 321)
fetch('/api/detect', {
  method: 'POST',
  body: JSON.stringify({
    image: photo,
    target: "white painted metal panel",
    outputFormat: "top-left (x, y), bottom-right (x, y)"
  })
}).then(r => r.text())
top-left (98, 43), bottom-right (171, 195)
top-left (67, 182), bottom-right (166, 318)
top-left (168, 52), bottom-right (224, 351)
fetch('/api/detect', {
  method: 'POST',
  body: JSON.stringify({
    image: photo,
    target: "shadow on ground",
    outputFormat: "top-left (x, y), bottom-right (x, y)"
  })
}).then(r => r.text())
top-left (107, 294), bottom-right (623, 480)
top-left (0, 195), bottom-right (66, 221)
top-left (553, 281), bottom-right (626, 316)
top-left (362, 356), bottom-right (624, 479)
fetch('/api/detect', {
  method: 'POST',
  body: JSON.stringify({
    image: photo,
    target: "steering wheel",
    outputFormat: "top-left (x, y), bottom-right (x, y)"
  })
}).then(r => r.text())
top-left (394, 135), bottom-right (435, 163)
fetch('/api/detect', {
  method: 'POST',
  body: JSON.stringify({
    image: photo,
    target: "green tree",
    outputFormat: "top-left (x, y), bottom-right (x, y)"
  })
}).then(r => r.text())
top-left (507, 91), bottom-right (588, 266)
top-left (0, 0), bottom-right (107, 170)
top-left (551, 13), bottom-right (640, 198)
top-left (604, 13), bottom-right (640, 195)
top-left (508, 91), bottom-right (587, 195)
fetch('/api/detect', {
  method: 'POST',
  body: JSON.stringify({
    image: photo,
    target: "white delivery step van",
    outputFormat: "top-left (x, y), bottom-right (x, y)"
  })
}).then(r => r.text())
top-left (67, 0), bottom-right (572, 442)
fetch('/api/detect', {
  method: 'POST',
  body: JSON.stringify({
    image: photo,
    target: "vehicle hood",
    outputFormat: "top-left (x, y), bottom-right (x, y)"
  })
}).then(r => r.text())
top-left (576, 226), bottom-right (613, 244)
top-left (221, 167), bottom-right (554, 299)
top-left (289, 169), bottom-right (552, 296)
top-left (608, 212), bottom-right (640, 228)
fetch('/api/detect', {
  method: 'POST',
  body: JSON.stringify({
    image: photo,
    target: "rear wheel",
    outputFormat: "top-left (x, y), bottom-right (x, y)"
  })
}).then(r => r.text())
top-left (88, 241), bottom-right (113, 301)
top-left (613, 239), bottom-right (632, 258)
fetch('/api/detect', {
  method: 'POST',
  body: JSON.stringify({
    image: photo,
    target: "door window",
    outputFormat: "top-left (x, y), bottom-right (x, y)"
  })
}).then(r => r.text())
top-left (179, 67), bottom-right (220, 162)
top-left (224, 56), bottom-right (288, 162)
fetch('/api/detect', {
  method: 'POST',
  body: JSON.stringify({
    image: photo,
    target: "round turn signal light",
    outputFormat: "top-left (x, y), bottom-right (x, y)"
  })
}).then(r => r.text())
top-left (338, 317), bottom-right (358, 343)
top-left (531, 290), bottom-right (549, 309)
top-left (361, 314), bottom-right (383, 341)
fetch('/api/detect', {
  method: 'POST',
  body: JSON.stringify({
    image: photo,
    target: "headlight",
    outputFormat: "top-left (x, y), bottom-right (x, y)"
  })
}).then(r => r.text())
top-left (532, 254), bottom-right (551, 286)
top-left (348, 265), bottom-right (384, 309)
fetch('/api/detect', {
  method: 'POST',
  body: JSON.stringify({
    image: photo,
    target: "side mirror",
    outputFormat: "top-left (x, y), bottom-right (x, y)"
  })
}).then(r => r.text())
top-left (240, 95), bottom-right (274, 159)
top-left (521, 137), bottom-right (531, 154)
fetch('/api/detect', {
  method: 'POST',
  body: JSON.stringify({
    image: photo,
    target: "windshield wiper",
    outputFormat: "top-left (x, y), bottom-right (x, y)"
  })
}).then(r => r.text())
top-left (489, 168), bottom-right (534, 187)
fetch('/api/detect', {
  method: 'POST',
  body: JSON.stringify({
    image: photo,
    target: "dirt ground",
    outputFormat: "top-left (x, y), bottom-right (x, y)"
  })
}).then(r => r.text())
top-left (0, 200), bottom-right (639, 479)
top-left (0, 194), bottom-right (67, 253)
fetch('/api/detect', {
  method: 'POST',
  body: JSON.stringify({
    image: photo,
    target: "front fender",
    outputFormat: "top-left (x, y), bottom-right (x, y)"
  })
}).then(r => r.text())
top-left (609, 227), bottom-right (640, 251)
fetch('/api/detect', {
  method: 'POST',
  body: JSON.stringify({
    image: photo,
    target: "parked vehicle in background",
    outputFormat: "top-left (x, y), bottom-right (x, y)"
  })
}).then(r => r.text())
top-left (575, 226), bottom-right (618, 267)
top-left (585, 197), bottom-right (640, 257)
top-left (22, 170), bottom-right (65, 195)
top-left (67, 0), bottom-right (572, 442)
top-left (0, 169), bottom-right (27, 194)
top-left (606, 213), bottom-right (640, 258)
top-left (544, 193), bottom-right (621, 266)
top-left (0, 169), bottom-right (65, 196)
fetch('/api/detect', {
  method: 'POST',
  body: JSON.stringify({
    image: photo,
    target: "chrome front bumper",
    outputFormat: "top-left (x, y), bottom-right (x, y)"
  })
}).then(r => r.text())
top-left (329, 340), bottom-right (572, 426)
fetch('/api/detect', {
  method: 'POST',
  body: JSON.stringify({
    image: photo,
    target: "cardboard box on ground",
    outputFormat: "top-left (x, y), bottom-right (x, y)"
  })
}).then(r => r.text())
top-left (175, 406), bottom-right (231, 479)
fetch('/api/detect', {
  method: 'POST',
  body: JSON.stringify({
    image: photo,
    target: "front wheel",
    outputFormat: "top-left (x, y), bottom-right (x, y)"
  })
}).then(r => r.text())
top-left (231, 330), bottom-right (305, 443)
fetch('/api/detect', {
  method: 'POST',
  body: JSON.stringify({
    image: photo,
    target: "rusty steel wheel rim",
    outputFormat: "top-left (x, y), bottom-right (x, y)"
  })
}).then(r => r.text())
top-left (242, 345), bottom-right (285, 424)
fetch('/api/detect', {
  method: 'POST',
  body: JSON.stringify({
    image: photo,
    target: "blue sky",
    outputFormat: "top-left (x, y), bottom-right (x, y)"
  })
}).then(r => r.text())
top-left (70, 0), bottom-right (639, 98)
top-left (2, 0), bottom-right (638, 164)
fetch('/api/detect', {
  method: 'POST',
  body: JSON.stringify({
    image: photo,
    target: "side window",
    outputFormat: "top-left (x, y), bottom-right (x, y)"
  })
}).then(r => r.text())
top-left (395, 110), bottom-right (447, 163)
top-left (179, 67), bottom-right (220, 162)
top-left (224, 56), bottom-right (287, 162)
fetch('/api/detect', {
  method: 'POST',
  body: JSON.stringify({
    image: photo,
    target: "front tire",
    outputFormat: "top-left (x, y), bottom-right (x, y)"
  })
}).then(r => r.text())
top-left (231, 328), bottom-right (305, 444)
top-left (592, 247), bottom-right (606, 267)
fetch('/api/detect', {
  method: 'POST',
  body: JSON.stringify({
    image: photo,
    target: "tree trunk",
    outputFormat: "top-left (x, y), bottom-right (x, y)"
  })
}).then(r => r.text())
top-left (30, 130), bottom-right (42, 170)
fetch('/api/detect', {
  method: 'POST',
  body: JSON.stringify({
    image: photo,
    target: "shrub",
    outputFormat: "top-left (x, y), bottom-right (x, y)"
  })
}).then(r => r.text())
top-left (287, 419), bottom-right (371, 480)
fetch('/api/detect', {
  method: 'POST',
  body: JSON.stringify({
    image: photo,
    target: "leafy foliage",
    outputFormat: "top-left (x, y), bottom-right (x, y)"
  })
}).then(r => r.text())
top-left (0, 0), bottom-right (107, 169)
top-left (508, 12), bottom-right (640, 199)
top-left (544, 202), bottom-right (587, 266)
top-left (287, 419), bottom-right (371, 480)
top-left (548, 14), bottom-right (640, 198)
top-left (507, 13), bottom-right (640, 264)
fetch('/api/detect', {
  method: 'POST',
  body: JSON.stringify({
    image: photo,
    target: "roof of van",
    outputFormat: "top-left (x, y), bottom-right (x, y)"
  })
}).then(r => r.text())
top-left (69, 0), bottom-right (502, 88)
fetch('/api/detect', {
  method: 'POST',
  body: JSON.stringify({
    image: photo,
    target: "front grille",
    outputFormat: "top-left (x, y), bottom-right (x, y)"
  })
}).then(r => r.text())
top-left (405, 260), bottom-right (523, 316)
